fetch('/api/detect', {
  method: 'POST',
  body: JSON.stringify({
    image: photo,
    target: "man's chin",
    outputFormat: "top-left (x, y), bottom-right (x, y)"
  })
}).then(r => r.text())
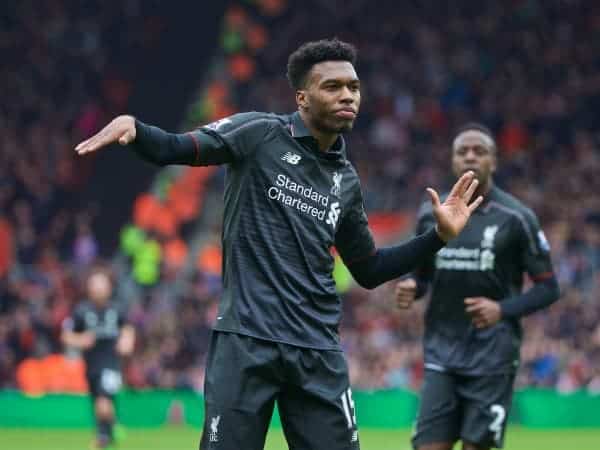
top-left (336, 121), bottom-right (355, 134)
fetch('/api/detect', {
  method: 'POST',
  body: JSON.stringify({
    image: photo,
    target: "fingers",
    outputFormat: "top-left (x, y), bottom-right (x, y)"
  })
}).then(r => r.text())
top-left (397, 278), bottom-right (417, 290)
top-left (426, 188), bottom-right (441, 208)
top-left (465, 304), bottom-right (480, 314)
top-left (464, 297), bottom-right (483, 314)
top-left (118, 129), bottom-right (135, 145)
top-left (468, 195), bottom-right (484, 213)
top-left (463, 177), bottom-right (479, 202)
top-left (396, 279), bottom-right (416, 309)
top-left (75, 125), bottom-right (114, 155)
top-left (75, 116), bottom-right (135, 155)
top-left (396, 296), bottom-right (414, 309)
top-left (448, 171), bottom-right (474, 198)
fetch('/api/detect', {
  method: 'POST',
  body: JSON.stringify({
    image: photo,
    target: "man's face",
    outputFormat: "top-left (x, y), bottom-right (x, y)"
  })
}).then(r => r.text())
top-left (297, 61), bottom-right (360, 134)
top-left (451, 131), bottom-right (497, 185)
top-left (87, 271), bottom-right (112, 305)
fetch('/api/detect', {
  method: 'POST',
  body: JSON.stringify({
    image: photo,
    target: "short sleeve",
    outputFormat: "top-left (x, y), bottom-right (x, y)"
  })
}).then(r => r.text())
top-left (63, 308), bottom-right (85, 333)
top-left (518, 208), bottom-right (554, 281)
top-left (335, 185), bottom-right (376, 265)
top-left (199, 112), bottom-right (273, 162)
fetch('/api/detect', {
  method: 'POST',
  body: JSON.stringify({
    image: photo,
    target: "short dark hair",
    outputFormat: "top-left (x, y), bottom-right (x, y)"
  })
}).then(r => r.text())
top-left (286, 38), bottom-right (357, 89)
top-left (453, 122), bottom-right (497, 152)
top-left (454, 122), bottom-right (495, 141)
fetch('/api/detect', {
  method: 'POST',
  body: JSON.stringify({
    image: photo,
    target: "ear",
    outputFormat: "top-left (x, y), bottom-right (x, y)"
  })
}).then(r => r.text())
top-left (491, 151), bottom-right (498, 173)
top-left (296, 90), bottom-right (309, 111)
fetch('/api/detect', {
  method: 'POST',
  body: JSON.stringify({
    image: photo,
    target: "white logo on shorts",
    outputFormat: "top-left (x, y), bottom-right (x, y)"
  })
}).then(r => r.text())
top-left (209, 415), bottom-right (221, 442)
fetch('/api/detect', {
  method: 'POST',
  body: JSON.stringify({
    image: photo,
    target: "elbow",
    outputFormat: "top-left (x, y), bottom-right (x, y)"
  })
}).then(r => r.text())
top-left (548, 277), bottom-right (561, 303)
top-left (538, 276), bottom-right (560, 306)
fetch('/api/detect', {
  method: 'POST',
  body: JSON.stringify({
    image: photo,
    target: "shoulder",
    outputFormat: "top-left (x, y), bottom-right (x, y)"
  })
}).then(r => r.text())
top-left (73, 301), bottom-right (91, 317)
top-left (489, 188), bottom-right (540, 229)
top-left (342, 160), bottom-right (361, 182)
top-left (202, 112), bottom-right (286, 134)
top-left (340, 161), bottom-right (366, 200)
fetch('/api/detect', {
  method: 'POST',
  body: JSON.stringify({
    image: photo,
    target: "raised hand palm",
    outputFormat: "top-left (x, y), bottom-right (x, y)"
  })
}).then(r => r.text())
top-left (427, 171), bottom-right (483, 242)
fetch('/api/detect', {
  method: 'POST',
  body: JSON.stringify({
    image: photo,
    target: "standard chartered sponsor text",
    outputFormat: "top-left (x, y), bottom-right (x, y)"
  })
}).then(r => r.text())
top-left (268, 174), bottom-right (330, 221)
top-left (435, 247), bottom-right (496, 271)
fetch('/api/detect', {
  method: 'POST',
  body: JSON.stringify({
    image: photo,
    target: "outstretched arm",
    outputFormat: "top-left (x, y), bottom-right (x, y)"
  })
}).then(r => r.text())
top-left (75, 115), bottom-right (234, 166)
top-left (338, 171), bottom-right (483, 289)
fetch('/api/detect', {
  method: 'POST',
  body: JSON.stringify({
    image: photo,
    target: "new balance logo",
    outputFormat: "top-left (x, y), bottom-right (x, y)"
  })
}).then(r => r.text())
top-left (281, 152), bottom-right (302, 165)
top-left (325, 202), bottom-right (341, 228)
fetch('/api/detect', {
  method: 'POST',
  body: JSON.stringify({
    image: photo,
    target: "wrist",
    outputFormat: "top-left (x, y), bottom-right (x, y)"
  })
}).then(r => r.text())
top-left (434, 225), bottom-right (450, 243)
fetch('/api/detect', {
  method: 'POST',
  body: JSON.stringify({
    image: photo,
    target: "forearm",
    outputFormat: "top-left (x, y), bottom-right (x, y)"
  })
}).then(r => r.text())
top-left (500, 277), bottom-right (560, 319)
top-left (116, 325), bottom-right (135, 356)
top-left (347, 227), bottom-right (445, 289)
top-left (61, 331), bottom-right (89, 349)
top-left (131, 120), bottom-right (231, 166)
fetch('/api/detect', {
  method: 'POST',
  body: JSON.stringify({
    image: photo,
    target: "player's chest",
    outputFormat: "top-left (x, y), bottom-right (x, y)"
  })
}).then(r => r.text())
top-left (83, 308), bottom-right (119, 337)
top-left (253, 141), bottom-right (354, 231)
top-left (435, 214), bottom-right (515, 272)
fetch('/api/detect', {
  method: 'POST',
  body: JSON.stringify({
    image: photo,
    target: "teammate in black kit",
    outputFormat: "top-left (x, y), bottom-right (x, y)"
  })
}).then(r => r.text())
top-left (75, 39), bottom-right (483, 450)
top-left (62, 267), bottom-right (135, 449)
top-left (395, 123), bottom-right (561, 450)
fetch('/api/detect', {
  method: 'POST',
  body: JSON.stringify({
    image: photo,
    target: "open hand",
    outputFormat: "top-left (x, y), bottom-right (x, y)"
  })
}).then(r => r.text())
top-left (427, 171), bottom-right (483, 242)
top-left (75, 115), bottom-right (136, 155)
top-left (465, 297), bottom-right (501, 328)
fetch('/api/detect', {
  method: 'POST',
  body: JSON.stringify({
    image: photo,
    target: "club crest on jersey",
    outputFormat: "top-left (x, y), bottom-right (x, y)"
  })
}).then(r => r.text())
top-left (209, 415), bottom-right (220, 442)
top-left (481, 225), bottom-right (499, 248)
top-left (331, 171), bottom-right (343, 197)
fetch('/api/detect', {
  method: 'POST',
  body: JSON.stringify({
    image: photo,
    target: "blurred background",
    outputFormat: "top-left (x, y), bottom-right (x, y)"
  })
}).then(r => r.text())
top-left (1, 0), bottom-right (600, 447)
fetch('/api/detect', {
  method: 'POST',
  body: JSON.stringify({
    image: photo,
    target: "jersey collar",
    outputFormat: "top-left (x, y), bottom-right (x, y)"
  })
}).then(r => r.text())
top-left (478, 184), bottom-right (500, 213)
top-left (290, 112), bottom-right (347, 161)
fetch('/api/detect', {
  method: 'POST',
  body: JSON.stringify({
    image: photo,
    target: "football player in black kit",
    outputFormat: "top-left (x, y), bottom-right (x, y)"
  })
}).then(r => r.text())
top-left (395, 123), bottom-right (560, 450)
top-left (74, 39), bottom-right (483, 450)
top-left (62, 266), bottom-right (135, 449)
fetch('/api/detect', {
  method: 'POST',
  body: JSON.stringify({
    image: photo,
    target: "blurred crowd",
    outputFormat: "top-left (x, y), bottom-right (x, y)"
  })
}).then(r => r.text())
top-left (0, 0), bottom-right (163, 388)
top-left (2, 0), bottom-right (600, 394)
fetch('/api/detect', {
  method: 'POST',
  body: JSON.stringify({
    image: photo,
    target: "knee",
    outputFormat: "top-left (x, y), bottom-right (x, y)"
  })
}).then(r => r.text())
top-left (95, 397), bottom-right (114, 418)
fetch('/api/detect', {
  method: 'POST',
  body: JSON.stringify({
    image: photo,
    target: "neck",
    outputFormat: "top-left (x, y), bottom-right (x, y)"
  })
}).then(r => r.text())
top-left (477, 178), bottom-right (494, 199)
top-left (299, 110), bottom-right (338, 151)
